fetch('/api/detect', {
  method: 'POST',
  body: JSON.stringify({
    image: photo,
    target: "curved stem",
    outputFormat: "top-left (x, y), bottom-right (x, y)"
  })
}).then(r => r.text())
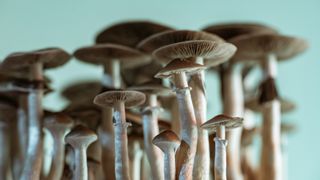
top-left (190, 57), bottom-right (210, 180)
top-left (222, 65), bottom-right (244, 180)
top-left (164, 149), bottom-right (176, 180)
top-left (114, 102), bottom-right (131, 180)
top-left (172, 72), bottom-right (198, 179)
top-left (142, 94), bottom-right (164, 180)
top-left (74, 147), bottom-right (88, 180)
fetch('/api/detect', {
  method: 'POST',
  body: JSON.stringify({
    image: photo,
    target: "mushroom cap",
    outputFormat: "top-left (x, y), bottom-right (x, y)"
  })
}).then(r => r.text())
top-left (65, 104), bottom-right (101, 130)
top-left (153, 40), bottom-right (236, 67)
top-left (94, 90), bottom-right (146, 108)
top-left (74, 44), bottom-right (150, 69)
top-left (1, 48), bottom-right (71, 70)
top-left (61, 81), bottom-right (101, 102)
top-left (230, 33), bottom-right (308, 61)
top-left (65, 125), bottom-right (97, 148)
top-left (202, 22), bottom-right (277, 41)
top-left (152, 129), bottom-right (180, 152)
top-left (155, 58), bottom-right (206, 79)
top-left (281, 122), bottom-right (296, 134)
top-left (245, 97), bottom-right (295, 113)
top-left (201, 114), bottom-right (243, 132)
top-left (95, 20), bottom-right (173, 47)
top-left (129, 81), bottom-right (172, 96)
top-left (137, 30), bottom-right (224, 53)
top-left (44, 113), bottom-right (74, 131)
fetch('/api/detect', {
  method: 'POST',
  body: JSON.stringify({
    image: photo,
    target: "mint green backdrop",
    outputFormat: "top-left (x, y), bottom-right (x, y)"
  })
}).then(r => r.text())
top-left (0, 0), bottom-right (319, 179)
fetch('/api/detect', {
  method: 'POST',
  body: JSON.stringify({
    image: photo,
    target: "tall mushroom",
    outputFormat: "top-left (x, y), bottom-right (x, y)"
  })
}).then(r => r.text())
top-left (44, 113), bottom-right (73, 180)
top-left (94, 90), bottom-right (145, 180)
top-left (129, 81), bottom-right (172, 180)
top-left (230, 33), bottom-right (308, 180)
top-left (154, 58), bottom-right (205, 179)
top-left (1, 48), bottom-right (70, 180)
top-left (201, 114), bottom-right (243, 180)
top-left (65, 125), bottom-right (98, 180)
top-left (152, 130), bottom-right (180, 180)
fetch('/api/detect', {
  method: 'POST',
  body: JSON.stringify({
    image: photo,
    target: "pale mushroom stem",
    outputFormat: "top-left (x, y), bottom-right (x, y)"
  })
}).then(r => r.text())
top-left (100, 60), bottom-right (121, 180)
top-left (114, 101), bottom-right (131, 180)
top-left (190, 57), bottom-right (210, 180)
top-left (172, 72), bottom-right (198, 179)
top-left (129, 141), bottom-right (143, 180)
top-left (46, 132), bottom-right (67, 180)
top-left (222, 65), bottom-right (244, 180)
top-left (0, 122), bottom-right (10, 180)
top-left (21, 62), bottom-right (44, 180)
top-left (74, 147), bottom-right (89, 180)
top-left (170, 98), bottom-right (181, 137)
top-left (260, 54), bottom-right (282, 180)
top-left (163, 148), bottom-right (176, 180)
top-left (142, 94), bottom-right (164, 180)
top-left (242, 145), bottom-right (257, 180)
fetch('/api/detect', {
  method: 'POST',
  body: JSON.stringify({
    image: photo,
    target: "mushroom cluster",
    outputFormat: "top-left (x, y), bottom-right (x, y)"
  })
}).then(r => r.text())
top-left (0, 21), bottom-right (307, 180)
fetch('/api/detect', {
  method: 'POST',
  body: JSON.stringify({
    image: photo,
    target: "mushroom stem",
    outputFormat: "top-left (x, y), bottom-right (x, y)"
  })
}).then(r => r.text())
top-left (129, 140), bottom-right (143, 180)
top-left (262, 54), bottom-right (277, 78)
top-left (260, 100), bottom-right (282, 180)
top-left (222, 64), bottom-right (244, 180)
top-left (214, 137), bottom-right (228, 180)
top-left (170, 98), bottom-right (181, 137)
top-left (0, 122), bottom-right (10, 180)
top-left (281, 134), bottom-right (289, 180)
top-left (163, 149), bottom-right (176, 180)
top-left (100, 60), bottom-right (121, 180)
top-left (241, 145), bottom-right (257, 180)
top-left (172, 72), bottom-right (198, 179)
top-left (114, 101), bottom-right (131, 180)
top-left (74, 148), bottom-right (89, 180)
top-left (190, 57), bottom-right (210, 180)
top-left (142, 94), bottom-right (164, 180)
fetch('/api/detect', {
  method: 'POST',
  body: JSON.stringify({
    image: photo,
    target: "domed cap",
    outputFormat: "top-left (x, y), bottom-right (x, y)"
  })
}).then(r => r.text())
top-left (137, 30), bottom-right (224, 53)
top-left (65, 125), bottom-right (97, 148)
top-left (1, 48), bottom-right (71, 70)
top-left (94, 90), bottom-right (146, 108)
top-left (202, 22), bottom-right (277, 41)
top-left (74, 44), bottom-right (150, 69)
top-left (245, 97), bottom-right (295, 113)
top-left (44, 113), bottom-right (74, 131)
top-left (153, 40), bottom-right (236, 67)
top-left (65, 104), bottom-right (101, 130)
top-left (95, 20), bottom-right (173, 47)
top-left (230, 33), bottom-right (308, 61)
top-left (201, 114), bottom-right (243, 132)
top-left (154, 59), bottom-right (206, 79)
top-left (129, 81), bottom-right (172, 96)
top-left (61, 81), bottom-right (101, 102)
top-left (152, 130), bottom-right (180, 152)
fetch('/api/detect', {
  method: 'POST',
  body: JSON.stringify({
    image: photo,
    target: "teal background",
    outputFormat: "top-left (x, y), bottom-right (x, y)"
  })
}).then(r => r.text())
top-left (0, 0), bottom-right (319, 179)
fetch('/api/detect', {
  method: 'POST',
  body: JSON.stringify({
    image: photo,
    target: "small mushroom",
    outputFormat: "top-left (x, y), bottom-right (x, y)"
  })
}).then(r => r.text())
top-left (152, 130), bottom-right (180, 180)
top-left (94, 90), bottom-right (145, 180)
top-left (44, 113), bottom-right (73, 180)
top-left (201, 114), bottom-right (243, 180)
top-left (65, 125), bottom-right (98, 180)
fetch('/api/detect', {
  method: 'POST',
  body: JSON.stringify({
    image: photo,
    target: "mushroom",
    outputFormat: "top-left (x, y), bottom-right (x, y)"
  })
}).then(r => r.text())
top-left (201, 114), bottom-right (243, 180)
top-left (230, 33), bottom-right (308, 180)
top-left (44, 113), bottom-right (73, 180)
top-left (1, 47), bottom-right (70, 180)
top-left (143, 30), bottom-right (236, 179)
top-left (152, 130), bottom-right (180, 180)
top-left (65, 125), bottom-right (97, 180)
top-left (94, 90), bottom-right (145, 180)
top-left (0, 95), bottom-right (16, 180)
top-left (154, 58), bottom-right (205, 179)
top-left (129, 81), bottom-right (172, 180)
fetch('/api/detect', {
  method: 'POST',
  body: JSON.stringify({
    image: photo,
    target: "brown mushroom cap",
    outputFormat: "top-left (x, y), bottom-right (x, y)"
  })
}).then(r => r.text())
top-left (1, 48), bottom-right (71, 70)
top-left (201, 114), bottom-right (243, 132)
top-left (154, 58), bottom-right (206, 79)
top-left (129, 81), bottom-right (172, 96)
top-left (152, 129), bottom-right (180, 152)
top-left (202, 22), bottom-right (277, 41)
top-left (153, 40), bottom-right (236, 67)
top-left (94, 90), bottom-right (146, 108)
top-left (245, 97), bottom-right (295, 113)
top-left (65, 104), bottom-right (101, 130)
top-left (61, 81), bottom-right (101, 102)
top-left (65, 125), bottom-right (97, 147)
top-left (95, 21), bottom-right (173, 47)
top-left (137, 30), bottom-right (224, 53)
top-left (74, 44), bottom-right (150, 69)
top-left (230, 33), bottom-right (308, 61)
top-left (44, 113), bottom-right (74, 130)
